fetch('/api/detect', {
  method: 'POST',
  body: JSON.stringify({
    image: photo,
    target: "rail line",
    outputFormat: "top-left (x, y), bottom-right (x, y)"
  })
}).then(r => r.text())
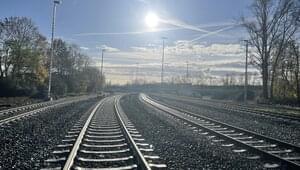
top-left (42, 96), bottom-right (166, 170)
top-left (153, 94), bottom-right (300, 122)
top-left (0, 96), bottom-right (95, 126)
top-left (0, 100), bottom-right (54, 117)
top-left (141, 93), bottom-right (300, 169)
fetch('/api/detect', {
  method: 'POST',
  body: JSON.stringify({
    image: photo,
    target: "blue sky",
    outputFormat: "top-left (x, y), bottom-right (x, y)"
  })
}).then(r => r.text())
top-left (1, 0), bottom-right (259, 84)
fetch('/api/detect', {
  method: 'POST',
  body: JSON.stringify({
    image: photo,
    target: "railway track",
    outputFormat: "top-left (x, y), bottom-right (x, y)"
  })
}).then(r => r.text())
top-left (0, 100), bottom-right (54, 118)
top-left (218, 101), bottom-right (300, 121)
top-left (141, 93), bottom-right (300, 169)
top-left (42, 96), bottom-right (166, 170)
top-left (0, 96), bottom-right (96, 126)
top-left (153, 94), bottom-right (300, 122)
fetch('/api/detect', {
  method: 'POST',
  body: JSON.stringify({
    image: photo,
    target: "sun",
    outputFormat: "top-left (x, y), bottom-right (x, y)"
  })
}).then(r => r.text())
top-left (145, 12), bottom-right (159, 28)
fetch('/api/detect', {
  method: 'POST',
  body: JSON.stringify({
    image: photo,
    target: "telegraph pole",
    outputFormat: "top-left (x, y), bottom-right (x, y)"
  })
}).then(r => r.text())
top-left (161, 37), bottom-right (167, 85)
top-left (100, 49), bottom-right (105, 92)
top-left (186, 60), bottom-right (189, 81)
top-left (48, 0), bottom-right (61, 100)
top-left (244, 40), bottom-right (249, 103)
top-left (186, 54), bottom-right (190, 82)
top-left (135, 62), bottom-right (139, 83)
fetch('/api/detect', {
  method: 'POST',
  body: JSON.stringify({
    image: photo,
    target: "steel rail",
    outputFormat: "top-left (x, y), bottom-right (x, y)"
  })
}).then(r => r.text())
top-left (0, 95), bottom-right (96, 116)
top-left (114, 95), bottom-right (152, 170)
top-left (154, 94), bottom-right (300, 122)
top-left (141, 94), bottom-right (300, 169)
top-left (44, 96), bottom-right (165, 170)
top-left (0, 101), bottom-right (53, 116)
top-left (0, 96), bottom-right (94, 125)
top-left (63, 99), bottom-right (104, 170)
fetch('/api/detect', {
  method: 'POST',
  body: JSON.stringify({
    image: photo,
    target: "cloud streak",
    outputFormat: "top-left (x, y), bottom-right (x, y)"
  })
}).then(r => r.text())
top-left (96, 44), bottom-right (120, 52)
top-left (74, 20), bottom-right (238, 38)
top-left (159, 18), bottom-right (211, 33)
top-left (189, 25), bottom-right (237, 42)
top-left (74, 27), bottom-right (183, 36)
top-left (80, 46), bottom-right (89, 50)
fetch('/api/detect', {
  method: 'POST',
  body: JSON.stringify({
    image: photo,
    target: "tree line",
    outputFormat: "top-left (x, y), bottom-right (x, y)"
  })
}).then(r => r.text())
top-left (0, 16), bottom-right (103, 98)
top-left (243, 0), bottom-right (300, 104)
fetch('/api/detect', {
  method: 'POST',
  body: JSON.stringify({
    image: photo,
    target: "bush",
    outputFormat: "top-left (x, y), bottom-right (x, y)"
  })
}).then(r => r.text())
top-left (0, 79), bottom-right (17, 97)
top-left (0, 78), bottom-right (43, 97)
top-left (235, 90), bottom-right (256, 101)
top-left (51, 75), bottom-right (68, 97)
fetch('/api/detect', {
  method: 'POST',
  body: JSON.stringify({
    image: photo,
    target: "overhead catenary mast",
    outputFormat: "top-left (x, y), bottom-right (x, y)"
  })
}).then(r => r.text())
top-left (244, 40), bottom-right (249, 103)
top-left (47, 0), bottom-right (61, 100)
top-left (161, 37), bottom-right (167, 85)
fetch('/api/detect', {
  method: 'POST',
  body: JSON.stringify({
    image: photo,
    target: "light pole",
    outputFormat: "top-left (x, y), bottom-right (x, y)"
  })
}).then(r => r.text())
top-left (186, 60), bottom-right (189, 81)
top-left (99, 49), bottom-right (105, 92)
top-left (135, 62), bottom-right (139, 84)
top-left (161, 37), bottom-right (167, 85)
top-left (244, 40), bottom-right (249, 103)
top-left (48, 0), bottom-right (61, 100)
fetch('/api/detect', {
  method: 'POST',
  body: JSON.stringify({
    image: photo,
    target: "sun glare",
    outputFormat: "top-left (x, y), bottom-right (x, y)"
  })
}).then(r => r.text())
top-left (145, 12), bottom-right (159, 28)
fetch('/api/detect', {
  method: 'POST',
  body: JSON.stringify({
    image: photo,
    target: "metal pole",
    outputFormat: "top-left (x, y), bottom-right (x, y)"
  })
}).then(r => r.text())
top-left (186, 59), bottom-right (189, 80)
top-left (135, 62), bottom-right (139, 83)
top-left (244, 40), bottom-right (249, 103)
top-left (100, 49), bottom-right (104, 92)
top-left (161, 39), bottom-right (165, 85)
top-left (48, 1), bottom-right (59, 100)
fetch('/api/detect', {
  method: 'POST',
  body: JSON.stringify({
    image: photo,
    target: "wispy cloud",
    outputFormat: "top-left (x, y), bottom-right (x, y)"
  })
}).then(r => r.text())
top-left (87, 41), bottom-right (259, 85)
top-left (96, 44), bottom-right (120, 52)
top-left (91, 42), bottom-right (246, 68)
top-left (159, 18), bottom-right (211, 33)
top-left (74, 21), bottom-right (238, 38)
top-left (80, 46), bottom-right (89, 50)
top-left (134, 0), bottom-right (237, 37)
top-left (189, 25), bottom-right (238, 43)
top-left (74, 27), bottom-right (182, 36)
top-left (136, 0), bottom-right (149, 4)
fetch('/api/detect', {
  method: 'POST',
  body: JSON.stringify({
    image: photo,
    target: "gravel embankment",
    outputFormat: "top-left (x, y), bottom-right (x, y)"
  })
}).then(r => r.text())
top-left (120, 94), bottom-right (267, 169)
top-left (0, 97), bottom-right (100, 169)
top-left (151, 94), bottom-right (300, 147)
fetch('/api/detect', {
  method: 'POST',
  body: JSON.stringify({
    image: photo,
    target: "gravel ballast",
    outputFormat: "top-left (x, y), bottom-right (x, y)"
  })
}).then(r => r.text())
top-left (0, 97), bottom-right (99, 169)
top-left (120, 94), bottom-right (269, 169)
top-left (150, 94), bottom-right (300, 147)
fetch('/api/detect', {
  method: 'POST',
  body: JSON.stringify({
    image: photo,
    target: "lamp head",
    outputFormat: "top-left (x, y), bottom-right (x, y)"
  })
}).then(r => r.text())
top-left (54, 0), bottom-right (61, 4)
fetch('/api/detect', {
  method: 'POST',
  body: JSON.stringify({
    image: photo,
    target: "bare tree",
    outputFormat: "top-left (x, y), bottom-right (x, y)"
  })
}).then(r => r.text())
top-left (0, 20), bottom-right (13, 79)
top-left (291, 41), bottom-right (300, 103)
top-left (270, 1), bottom-right (300, 99)
top-left (242, 0), bottom-right (300, 100)
top-left (0, 17), bottom-right (46, 82)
